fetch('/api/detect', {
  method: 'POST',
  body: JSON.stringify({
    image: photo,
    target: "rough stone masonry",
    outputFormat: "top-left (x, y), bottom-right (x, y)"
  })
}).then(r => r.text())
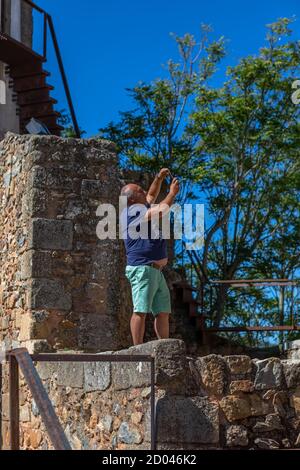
top-left (1, 133), bottom-right (300, 450)
top-left (0, 132), bottom-right (130, 353)
top-left (1, 339), bottom-right (300, 450)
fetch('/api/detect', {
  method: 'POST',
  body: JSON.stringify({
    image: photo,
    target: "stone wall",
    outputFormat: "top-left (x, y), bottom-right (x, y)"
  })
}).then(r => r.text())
top-left (0, 132), bottom-right (130, 353)
top-left (1, 339), bottom-right (300, 450)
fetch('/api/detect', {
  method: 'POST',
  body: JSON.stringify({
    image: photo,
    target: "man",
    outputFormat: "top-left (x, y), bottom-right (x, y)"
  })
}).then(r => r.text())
top-left (120, 169), bottom-right (180, 345)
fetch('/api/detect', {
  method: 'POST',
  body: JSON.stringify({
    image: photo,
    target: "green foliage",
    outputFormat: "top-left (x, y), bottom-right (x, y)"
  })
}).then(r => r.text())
top-left (58, 109), bottom-right (86, 138)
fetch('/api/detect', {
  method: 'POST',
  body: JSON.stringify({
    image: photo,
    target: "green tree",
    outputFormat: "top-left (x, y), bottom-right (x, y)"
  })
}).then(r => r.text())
top-left (99, 25), bottom-right (226, 203)
top-left (188, 17), bottom-right (300, 326)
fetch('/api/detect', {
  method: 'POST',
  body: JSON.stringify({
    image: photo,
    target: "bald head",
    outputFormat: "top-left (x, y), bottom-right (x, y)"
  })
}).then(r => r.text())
top-left (121, 183), bottom-right (147, 205)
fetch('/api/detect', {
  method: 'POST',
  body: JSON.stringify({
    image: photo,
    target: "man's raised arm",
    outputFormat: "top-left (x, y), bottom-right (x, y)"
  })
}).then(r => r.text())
top-left (146, 168), bottom-right (170, 204)
top-left (145, 177), bottom-right (180, 220)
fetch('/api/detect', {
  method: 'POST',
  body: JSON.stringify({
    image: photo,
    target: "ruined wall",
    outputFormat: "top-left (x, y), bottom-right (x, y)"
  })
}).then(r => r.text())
top-left (1, 339), bottom-right (300, 450)
top-left (0, 132), bottom-right (130, 353)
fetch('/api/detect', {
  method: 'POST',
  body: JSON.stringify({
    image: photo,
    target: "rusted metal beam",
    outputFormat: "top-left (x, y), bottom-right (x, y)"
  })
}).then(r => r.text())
top-left (22, 0), bottom-right (46, 14)
top-left (211, 279), bottom-right (298, 286)
top-left (46, 14), bottom-right (81, 138)
top-left (9, 348), bottom-right (71, 450)
top-left (0, 361), bottom-right (2, 450)
top-left (150, 358), bottom-right (156, 451)
top-left (206, 326), bottom-right (300, 332)
top-left (7, 349), bottom-right (156, 451)
top-left (31, 353), bottom-right (153, 362)
top-left (9, 354), bottom-right (19, 450)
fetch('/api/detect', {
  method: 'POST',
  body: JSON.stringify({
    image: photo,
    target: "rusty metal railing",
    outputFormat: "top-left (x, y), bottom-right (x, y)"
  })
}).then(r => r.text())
top-left (205, 278), bottom-right (300, 332)
top-left (13, 0), bottom-right (81, 137)
top-left (5, 348), bottom-right (156, 450)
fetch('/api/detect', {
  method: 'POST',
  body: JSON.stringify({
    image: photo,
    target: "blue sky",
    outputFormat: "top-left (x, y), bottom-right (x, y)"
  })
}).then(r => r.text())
top-left (35, 0), bottom-right (299, 137)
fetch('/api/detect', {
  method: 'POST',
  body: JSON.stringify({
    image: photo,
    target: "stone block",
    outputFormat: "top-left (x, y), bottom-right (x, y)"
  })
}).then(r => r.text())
top-left (56, 362), bottom-right (84, 388)
top-left (21, 250), bottom-right (52, 280)
top-left (156, 396), bottom-right (219, 444)
top-left (19, 313), bottom-right (33, 341)
top-left (253, 413), bottom-right (284, 432)
top-left (79, 314), bottom-right (117, 351)
top-left (29, 218), bottom-right (73, 250)
top-left (20, 404), bottom-right (30, 422)
top-left (195, 354), bottom-right (228, 396)
top-left (84, 361), bottom-right (111, 391)
top-left (112, 362), bottom-right (151, 390)
top-left (115, 339), bottom-right (187, 393)
top-left (73, 282), bottom-right (107, 314)
top-left (254, 358), bottom-right (284, 390)
top-left (29, 279), bottom-right (71, 310)
top-left (229, 380), bottom-right (254, 394)
top-left (282, 360), bottom-right (300, 388)
top-left (225, 355), bottom-right (252, 375)
top-left (290, 387), bottom-right (300, 417)
top-left (225, 425), bottom-right (248, 447)
top-left (36, 362), bottom-right (57, 380)
top-left (220, 393), bottom-right (270, 422)
top-left (29, 165), bottom-right (47, 188)
top-left (118, 422), bottom-right (142, 445)
top-left (254, 438), bottom-right (280, 449)
top-left (81, 180), bottom-right (103, 199)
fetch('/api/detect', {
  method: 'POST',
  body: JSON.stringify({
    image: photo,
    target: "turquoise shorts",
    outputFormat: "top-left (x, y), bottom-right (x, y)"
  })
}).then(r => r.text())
top-left (125, 265), bottom-right (171, 316)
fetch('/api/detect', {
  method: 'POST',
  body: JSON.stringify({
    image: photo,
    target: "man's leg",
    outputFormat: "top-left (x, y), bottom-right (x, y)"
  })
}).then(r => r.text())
top-left (154, 312), bottom-right (169, 339)
top-left (130, 312), bottom-right (147, 345)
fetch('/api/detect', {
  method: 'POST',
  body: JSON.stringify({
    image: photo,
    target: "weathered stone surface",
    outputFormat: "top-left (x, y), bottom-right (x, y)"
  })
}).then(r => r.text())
top-left (287, 340), bottom-right (300, 360)
top-left (195, 354), bottom-right (227, 396)
top-left (290, 387), bottom-right (300, 417)
top-left (29, 430), bottom-right (42, 449)
top-left (114, 339), bottom-right (187, 393)
top-left (225, 355), bottom-right (252, 375)
top-left (20, 405), bottom-right (31, 422)
top-left (56, 362), bottom-right (84, 388)
top-left (254, 438), bottom-right (280, 449)
top-left (118, 422), bottom-right (142, 444)
top-left (156, 396), bottom-right (219, 444)
top-left (19, 313), bottom-right (33, 341)
top-left (283, 360), bottom-right (300, 388)
top-left (73, 282), bottom-right (107, 314)
top-left (99, 415), bottom-right (113, 432)
top-left (28, 218), bottom-right (73, 250)
top-left (220, 393), bottom-right (270, 422)
top-left (225, 425), bottom-right (248, 447)
top-left (21, 250), bottom-right (52, 280)
top-left (29, 279), bottom-right (71, 310)
top-left (230, 380), bottom-right (254, 394)
top-left (112, 362), bottom-right (151, 390)
top-left (79, 314), bottom-right (117, 351)
top-left (254, 358), bottom-right (284, 390)
top-left (84, 361), bottom-right (111, 391)
top-left (253, 413), bottom-right (284, 432)
top-left (220, 395), bottom-right (251, 421)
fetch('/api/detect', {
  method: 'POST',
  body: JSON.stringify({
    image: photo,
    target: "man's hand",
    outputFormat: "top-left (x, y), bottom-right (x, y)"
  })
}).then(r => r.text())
top-left (158, 168), bottom-right (171, 180)
top-left (170, 178), bottom-right (180, 196)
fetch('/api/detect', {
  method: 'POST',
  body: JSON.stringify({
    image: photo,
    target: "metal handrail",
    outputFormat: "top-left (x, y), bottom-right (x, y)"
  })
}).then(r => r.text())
top-left (5, 348), bottom-right (156, 451)
top-left (206, 278), bottom-right (300, 333)
top-left (15, 0), bottom-right (81, 137)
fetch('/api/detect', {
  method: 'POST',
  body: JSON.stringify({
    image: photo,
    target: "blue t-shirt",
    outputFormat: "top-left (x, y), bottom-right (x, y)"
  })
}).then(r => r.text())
top-left (120, 203), bottom-right (167, 266)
